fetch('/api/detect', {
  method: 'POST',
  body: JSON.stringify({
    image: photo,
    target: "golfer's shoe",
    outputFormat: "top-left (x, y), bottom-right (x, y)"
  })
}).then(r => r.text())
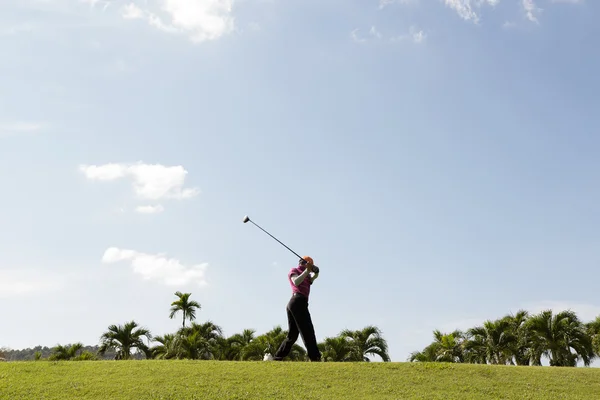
top-left (263, 353), bottom-right (274, 361)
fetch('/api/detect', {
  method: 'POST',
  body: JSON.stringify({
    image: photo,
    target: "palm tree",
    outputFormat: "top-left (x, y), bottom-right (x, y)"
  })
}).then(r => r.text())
top-left (409, 330), bottom-right (465, 363)
top-left (318, 337), bottom-right (353, 362)
top-left (462, 331), bottom-right (489, 364)
top-left (340, 325), bottom-right (391, 362)
top-left (526, 309), bottom-right (594, 367)
top-left (151, 334), bottom-right (180, 360)
top-left (585, 316), bottom-right (600, 357)
top-left (409, 341), bottom-right (444, 362)
top-left (98, 320), bottom-right (152, 360)
top-left (288, 343), bottom-right (308, 361)
top-left (169, 291), bottom-right (201, 328)
top-left (49, 343), bottom-right (84, 361)
top-left (214, 336), bottom-right (234, 361)
top-left (241, 326), bottom-right (307, 361)
top-left (241, 326), bottom-right (284, 360)
top-left (73, 351), bottom-right (97, 361)
top-left (465, 319), bottom-right (515, 365)
top-left (177, 321), bottom-right (224, 360)
top-left (217, 329), bottom-right (256, 361)
top-left (232, 329), bottom-right (256, 349)
top-left (500, 310), bottom-right (532, 366)
top-left (177, 331), bottom-right (210, 360)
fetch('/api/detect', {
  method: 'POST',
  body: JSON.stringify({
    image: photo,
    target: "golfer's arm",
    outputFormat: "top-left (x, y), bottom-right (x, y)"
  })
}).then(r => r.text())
top-left (291, 269), bottom-right (310, 286)
top-left (310, 272), bottom-right (319, 284)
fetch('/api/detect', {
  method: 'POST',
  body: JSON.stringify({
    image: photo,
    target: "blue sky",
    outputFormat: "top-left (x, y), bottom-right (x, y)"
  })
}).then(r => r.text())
top-left (1, 0), bottom-right (599, 363)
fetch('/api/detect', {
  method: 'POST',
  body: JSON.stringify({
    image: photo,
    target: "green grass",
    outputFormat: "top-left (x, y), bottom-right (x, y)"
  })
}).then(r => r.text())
top-left (1, 360), bottom-right (600, 399)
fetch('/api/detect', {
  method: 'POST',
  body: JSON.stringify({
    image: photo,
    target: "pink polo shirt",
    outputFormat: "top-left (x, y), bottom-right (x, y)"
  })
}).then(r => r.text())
top-left (288, 265), bottom-right (311, 298)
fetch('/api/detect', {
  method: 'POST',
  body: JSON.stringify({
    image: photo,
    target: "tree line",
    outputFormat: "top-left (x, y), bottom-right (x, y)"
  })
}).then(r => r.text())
top-left (409, 309), bottom-right (600, 367)
top-left (1, 291), bottom-right (390, 362)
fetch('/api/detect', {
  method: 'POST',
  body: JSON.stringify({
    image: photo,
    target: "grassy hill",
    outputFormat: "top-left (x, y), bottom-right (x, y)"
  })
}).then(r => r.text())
top-left (1, 360), bottom-right (599, 399)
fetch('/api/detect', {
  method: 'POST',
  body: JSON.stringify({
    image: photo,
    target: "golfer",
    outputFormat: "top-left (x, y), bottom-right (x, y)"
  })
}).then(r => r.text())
top-left (269, 256), bottom-right (322, 362)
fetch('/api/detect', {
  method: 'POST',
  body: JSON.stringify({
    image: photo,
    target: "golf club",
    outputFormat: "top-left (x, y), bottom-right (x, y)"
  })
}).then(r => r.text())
top-left (243, 215), bottom-right (319, 273)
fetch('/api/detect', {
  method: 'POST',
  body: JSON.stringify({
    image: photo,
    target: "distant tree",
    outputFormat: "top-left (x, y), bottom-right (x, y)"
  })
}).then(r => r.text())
top-left (526, 310), bottom-right (594, 367)
top-left (409, 330), bottom-right (465, 363)
top-left (99, 320), bottom-right (152, 360)
top-left (464, 319), bottom-right (515, 365)
top-left (169, 291), bottom-right (201, 328)
top-left (412, 311), bottom-right (533, 366)
top-left (1, 345), bottom-right (114, 361)
top-left (585, 316), bottom-right (600, 358)
top-left (49, 343), bottom-right (84, 361)
top-left (241, 326), bottom-right (306, 361)
top-left (408, 342), bottom-right (440, 362)
top-left (177, 331), bottom-right (207, 360)
top-left (151, 334), bottom-right (180, 360)
top-left (152, 321), bottom-right (226, 360)
top-left (500, 310), bottom-right (533, 366)
top-left (0, 346), bottom-right (8, 362)
top-left (73, 351), bottom-right (98, 361)
top-left (215, 329), bottom-right (256, 361)
top-left (340, 326), bottom-right (391, 362)
top-left (318, 337), bottom-right (353, 362)
top-left (178, 321), bottom-right (223, 360)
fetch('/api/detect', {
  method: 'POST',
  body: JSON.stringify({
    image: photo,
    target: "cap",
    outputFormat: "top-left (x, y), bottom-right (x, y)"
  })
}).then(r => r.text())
top-left (300, 256), bottom-right (314, 265)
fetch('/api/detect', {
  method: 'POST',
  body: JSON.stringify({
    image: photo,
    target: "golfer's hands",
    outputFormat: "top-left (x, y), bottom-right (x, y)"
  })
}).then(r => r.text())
top-left (306, 262), bottom-right (314, 273)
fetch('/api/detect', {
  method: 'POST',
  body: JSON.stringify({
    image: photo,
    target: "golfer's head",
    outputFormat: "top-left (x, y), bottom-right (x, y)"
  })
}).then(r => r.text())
top-left (300, 256), bottom-right (314, 266)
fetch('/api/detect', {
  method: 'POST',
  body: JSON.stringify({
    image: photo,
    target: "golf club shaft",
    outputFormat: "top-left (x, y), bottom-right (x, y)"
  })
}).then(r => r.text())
top-left (248, 220), bottom-right (303, 260)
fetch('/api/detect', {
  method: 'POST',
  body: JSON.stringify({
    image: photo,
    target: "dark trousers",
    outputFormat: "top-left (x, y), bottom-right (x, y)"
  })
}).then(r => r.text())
top-left (274, 293), bottom-right (321, 361)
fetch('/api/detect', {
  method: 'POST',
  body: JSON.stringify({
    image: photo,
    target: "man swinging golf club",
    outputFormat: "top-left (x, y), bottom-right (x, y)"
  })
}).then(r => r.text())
top-left (241, 216), bottom-right (322, 362)
top-left (266, 256), bottom-right (322, 362)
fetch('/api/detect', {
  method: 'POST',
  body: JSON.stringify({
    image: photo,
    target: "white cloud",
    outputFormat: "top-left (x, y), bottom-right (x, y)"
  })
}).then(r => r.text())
top-left (122, 3), bottom-right (144, 19)
top-left (390, 26), bottom-right (427, 44)
top-left (443, 0), bottom-right (499, 23)
top-left (369, 26), bottom-right (382, 39)
top-left (120, 0), bottom-right (235, 43)
top-left (80, 0), bottom-right (111, 11)
top-left (122, 3), bottom-right (179, 33)
top-left (350, 29), bottom-right (366, 43)
top-left (410, 26), bottom-right (426, 43)
top-left (354, 25), bottom-right (425, 44)
top-left (79, 162), bottom-right (200, 201)
top-left (522, 0), bottom-right (541, 23)
top-left (102, 247), bottom-right (208, 286)
top-left (0, 122), bottom-right (43, 137)
top-left (80, 163), bottom-right (127, 181)
top-left (0, 269), bottom-right (63, 298)
top-left (135, 204), bottom-right (164, 214)
top-left (127, 163), bottom-right (199, 200)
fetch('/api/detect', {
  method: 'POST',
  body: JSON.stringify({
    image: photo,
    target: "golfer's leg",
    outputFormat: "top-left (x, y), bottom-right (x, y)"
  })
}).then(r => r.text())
top-left (295, 304), bottom-right (321, 361)
top-left (273, 306), bottom-right (299, 360)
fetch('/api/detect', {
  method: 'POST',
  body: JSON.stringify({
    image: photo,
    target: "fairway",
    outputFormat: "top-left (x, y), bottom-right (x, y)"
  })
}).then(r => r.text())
top-left (2, 360), bottom-right (600, 399)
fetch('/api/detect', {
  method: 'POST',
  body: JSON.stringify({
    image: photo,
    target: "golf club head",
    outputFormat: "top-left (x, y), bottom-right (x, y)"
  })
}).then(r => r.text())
top-left (242, 215), bottom-right (250, 223)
